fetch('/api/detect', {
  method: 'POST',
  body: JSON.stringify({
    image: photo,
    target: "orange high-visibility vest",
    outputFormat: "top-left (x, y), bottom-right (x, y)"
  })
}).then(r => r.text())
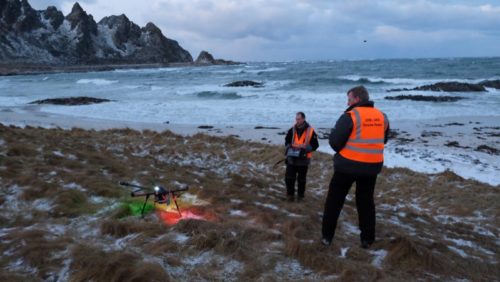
top-left (339, 107), bottom-right (388, 163)
top-left (292, 126), bottom-right (315, 159)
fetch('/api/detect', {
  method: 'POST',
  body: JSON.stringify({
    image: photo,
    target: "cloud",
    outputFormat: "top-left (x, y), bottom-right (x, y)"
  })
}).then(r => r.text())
top-left (23, 0), bottom-right (500, 60)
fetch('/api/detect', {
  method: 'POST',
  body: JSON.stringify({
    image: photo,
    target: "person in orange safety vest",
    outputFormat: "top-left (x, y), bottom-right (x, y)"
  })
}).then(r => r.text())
top-left (321, 86), bottom-right (390, 249)
top-left (284, 112), bottom-right (319, 202)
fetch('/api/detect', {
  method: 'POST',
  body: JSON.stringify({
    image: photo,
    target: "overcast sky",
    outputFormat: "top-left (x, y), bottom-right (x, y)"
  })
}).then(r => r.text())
top-left (29, 0), bottom-right (500, 61)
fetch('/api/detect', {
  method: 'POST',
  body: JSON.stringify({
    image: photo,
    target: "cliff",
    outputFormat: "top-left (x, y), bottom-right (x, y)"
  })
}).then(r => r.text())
top-left (0, 0), bottom-right (193, 65)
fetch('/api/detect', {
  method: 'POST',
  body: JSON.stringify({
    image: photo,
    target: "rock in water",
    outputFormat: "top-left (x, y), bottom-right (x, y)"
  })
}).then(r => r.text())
top-left (475, 145), bottom-right (499, 155)
top-left (195, 50), bottom-right (238, 65)
top-left (224, 80), bottom-right (264, 87)
top-left (478, 80), bottom-right (500, 89)
top-left (29, 97), bottom-right (113, 105)
top-left (195, 51), bottom-right (216, 64)
top-left (384, 95), bottom-right (465, 102)
top-left (388, 81), bottom-right (486, 92)
top-left (414, 82), bottom-right (485, 92)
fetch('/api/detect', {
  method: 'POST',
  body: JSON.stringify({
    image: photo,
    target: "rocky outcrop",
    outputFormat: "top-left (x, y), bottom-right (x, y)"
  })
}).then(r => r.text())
top-left (224, 80), bottom-right (264, 87)
top-left (479, 79), bottom-right (500, 89)
top-left (65, 2), bottom-right (98, 61)
top-left (415, 82), bottom-right (485, 92)
top-left (195, 50), bottom-right (238, 65)
top-left (29, 96), bottom-right (113, 105)
top-left (195, 51), bottom-right (215, 64)
top-left (42, 6), bottom-right (64, 30)
top-left (388, 82), bottom-right (488, 92)
top-left (99, 14), bottom-right (141, 52)
top-left (0, 0), bottom-right (193, 65)
top-left (384, 95), bottom-right (465, 102)
top-left (475, 145), bottom-right (499, 155)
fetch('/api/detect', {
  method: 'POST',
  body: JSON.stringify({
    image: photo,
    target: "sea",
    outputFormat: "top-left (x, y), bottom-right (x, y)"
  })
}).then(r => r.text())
top-left (1, 57), bottom-right (499, 126)
top-left (1, 57), bottom-right (499, 185)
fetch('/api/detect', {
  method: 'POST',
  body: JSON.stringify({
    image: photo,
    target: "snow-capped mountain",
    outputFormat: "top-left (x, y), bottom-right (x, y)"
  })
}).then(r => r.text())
top-left (0, 0), bottom-right (193, 64)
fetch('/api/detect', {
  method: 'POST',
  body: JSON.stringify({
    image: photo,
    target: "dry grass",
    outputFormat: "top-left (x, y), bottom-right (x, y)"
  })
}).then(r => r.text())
top-left (70, 244), bottom-right (171, 282)
top-left (0, 228), bottom-right (73, 279)
top-left (0, 124), bottom-right (498, 281)
top-left (100, 217), bottom-right (167, 238)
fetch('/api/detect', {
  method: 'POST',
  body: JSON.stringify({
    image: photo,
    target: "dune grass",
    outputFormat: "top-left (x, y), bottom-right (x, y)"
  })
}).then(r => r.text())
top-left (0, 124), bottom-right (498, 281)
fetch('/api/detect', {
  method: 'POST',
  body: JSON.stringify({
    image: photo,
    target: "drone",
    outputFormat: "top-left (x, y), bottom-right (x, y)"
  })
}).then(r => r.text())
top-left (119, 181), bottom-right (189, 218)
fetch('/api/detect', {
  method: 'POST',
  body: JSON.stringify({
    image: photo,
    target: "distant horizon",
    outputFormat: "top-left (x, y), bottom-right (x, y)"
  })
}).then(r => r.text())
top-left (240, 56), bottom-right (500, 64)
top-left (28, 0), bottom-right (500, 62)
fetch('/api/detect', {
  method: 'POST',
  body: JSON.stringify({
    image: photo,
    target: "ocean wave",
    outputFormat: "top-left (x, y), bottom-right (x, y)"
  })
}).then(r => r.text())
top-left (112, 67), bottom-right (184, 74)
top-left (337, 75), bottom-right (420, 85)
top-left (295, 76), bottom-right (386, 85)
top-left (77, 79), bottom-right (118, 85)
top-left (337, 75), bottom-right (500, 86)
top-left (195, 91), bottom-right (244, 100)
top-left (245, 67), bottom-right (286, 74)
top-left (211, 68), bottom-right (246, 74)
top-left (0, 79), bottom-right (9, 88)
top-left (151, 86), bottom-right (164, 91)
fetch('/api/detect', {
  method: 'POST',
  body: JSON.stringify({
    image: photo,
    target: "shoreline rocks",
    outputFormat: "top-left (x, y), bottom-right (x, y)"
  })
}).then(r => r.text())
top-left (254, 126), bottom-right (280, 129)
top-left (384, 95), bottom-right (466, 102)
top-left (29, 97), bottom-right (113, 105)
top-left (195, 51), bottom-right (239, 65)
top-left (387, 81), bottom-right (500, 92)
top-left (478, 80), bottom-right (500, 89)
top-left (224, 80), bottom-right (264, 87)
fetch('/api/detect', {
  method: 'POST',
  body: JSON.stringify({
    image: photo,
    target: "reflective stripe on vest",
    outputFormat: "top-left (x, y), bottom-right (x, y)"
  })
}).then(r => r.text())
top-left (292, 126), bottom-right (315, 159)
top-left (339, 107), bottom-right (386, 163)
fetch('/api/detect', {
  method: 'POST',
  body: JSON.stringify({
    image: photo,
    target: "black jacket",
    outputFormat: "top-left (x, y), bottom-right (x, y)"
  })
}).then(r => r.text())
top-left (329, 101), bottom-right (390, 175)
top-left (285, 121), bottom-right (319, 166)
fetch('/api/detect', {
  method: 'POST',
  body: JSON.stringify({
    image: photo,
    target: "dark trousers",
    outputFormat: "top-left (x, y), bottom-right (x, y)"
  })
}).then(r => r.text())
top-left (322, 171), bottom-right (377, 243)
top-left (285, 164), bottom-right (308, 197)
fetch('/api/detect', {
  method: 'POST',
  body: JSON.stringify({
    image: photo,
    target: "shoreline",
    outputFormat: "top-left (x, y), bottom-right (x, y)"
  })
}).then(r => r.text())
top-left (0, 62), bottom-right (242, 76)
top-left (1, 105), bottom-right (498, 186)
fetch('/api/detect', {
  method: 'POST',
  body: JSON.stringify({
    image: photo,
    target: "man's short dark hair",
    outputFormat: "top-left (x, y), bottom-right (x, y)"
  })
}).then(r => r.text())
top-left (296, 112), bottom-right (306, 119)
top-left (347, 86), bottom-right (370, 102)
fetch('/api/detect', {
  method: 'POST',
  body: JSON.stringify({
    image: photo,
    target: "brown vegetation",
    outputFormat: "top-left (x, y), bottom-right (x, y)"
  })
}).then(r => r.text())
top-left (0, 124), bottom-right (498, 281)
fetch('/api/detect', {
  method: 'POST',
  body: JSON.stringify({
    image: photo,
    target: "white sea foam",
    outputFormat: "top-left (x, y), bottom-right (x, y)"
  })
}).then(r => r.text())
top-left (245, 67), bottom-right (286, 73)
top-left (384, 147), bottom-right (500, 186)
top-left (336, 75), bottom-right (495, 86)
top-left (112, 67), bottom-right (184, 74)
top-left (76, 78), bottom-right (118, 85)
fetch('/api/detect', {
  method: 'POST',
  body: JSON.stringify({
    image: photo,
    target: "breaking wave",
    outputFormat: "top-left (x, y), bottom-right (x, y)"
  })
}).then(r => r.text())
top-left (336, 75), bottom-right (500, 86)
top-left (76, 79), bottom-right (119, 85)
top-left (195, 91), bottom-right (244, 99)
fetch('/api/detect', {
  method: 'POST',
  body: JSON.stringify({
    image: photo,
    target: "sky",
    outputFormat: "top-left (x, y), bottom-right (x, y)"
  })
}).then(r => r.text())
top-left (28, 0), bottom-right (500, 62)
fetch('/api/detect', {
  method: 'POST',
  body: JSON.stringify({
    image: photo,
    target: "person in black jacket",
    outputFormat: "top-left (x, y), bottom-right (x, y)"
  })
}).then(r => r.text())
top-left (284, 112), bottom-right (319, 202)
top-left (321, 86), bottom-right (389, 248)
